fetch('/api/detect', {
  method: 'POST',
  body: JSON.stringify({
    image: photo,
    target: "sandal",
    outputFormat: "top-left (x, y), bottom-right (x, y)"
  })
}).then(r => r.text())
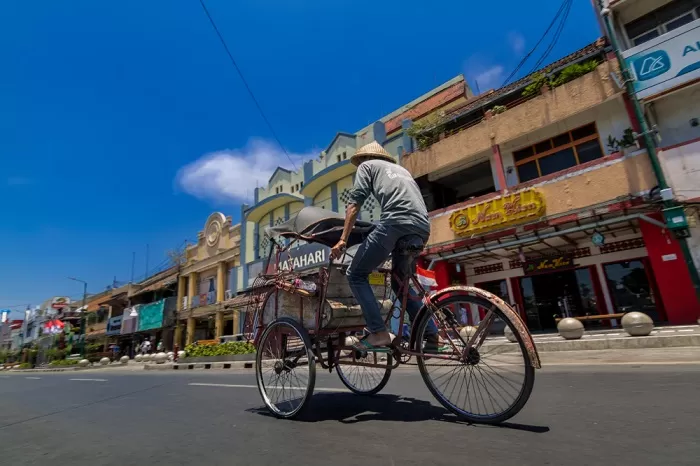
top-left (351, 335), bottom-right (393, 353)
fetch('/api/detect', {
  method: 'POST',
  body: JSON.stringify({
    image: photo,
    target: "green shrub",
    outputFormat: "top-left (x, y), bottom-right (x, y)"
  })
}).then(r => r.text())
top-left (550, 60), bottom-right (600, 87)
top-left (18, 363), bottom-right (32, 369)
top-left (185, 341), bottom-right (256, 358)
top-left (50, 359), bottom-right (79, 366)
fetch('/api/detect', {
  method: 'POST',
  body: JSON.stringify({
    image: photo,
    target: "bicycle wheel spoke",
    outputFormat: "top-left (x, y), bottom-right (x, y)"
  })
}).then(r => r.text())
top-left (416, 295), bottom-right (534, 423)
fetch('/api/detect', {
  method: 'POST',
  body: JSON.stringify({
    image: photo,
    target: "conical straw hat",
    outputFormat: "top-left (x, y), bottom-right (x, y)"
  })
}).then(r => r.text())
top-left (350, 141), bottom-right (395, 166)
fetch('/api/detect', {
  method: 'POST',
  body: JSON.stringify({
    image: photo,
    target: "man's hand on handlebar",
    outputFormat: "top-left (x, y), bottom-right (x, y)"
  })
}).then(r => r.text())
top-left (330, 239), bottom-right (347, 261)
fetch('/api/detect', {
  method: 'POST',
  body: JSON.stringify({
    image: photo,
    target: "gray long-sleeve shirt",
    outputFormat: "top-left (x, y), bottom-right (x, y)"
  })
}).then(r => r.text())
top-left (348, 159), bottom-right (431, 234)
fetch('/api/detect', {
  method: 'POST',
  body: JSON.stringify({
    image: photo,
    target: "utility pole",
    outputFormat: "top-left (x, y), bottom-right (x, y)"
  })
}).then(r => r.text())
top-left (68, 277), bottom-right (88, 357)
top-left (598, 3), bottom-right (700, 307)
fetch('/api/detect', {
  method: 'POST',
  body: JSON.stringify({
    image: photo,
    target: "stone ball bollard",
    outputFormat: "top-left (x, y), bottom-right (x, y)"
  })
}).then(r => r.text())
top-left (622, 312), bottom-right (654, 336)
top-left (167, 351), bottom-right (174, 361)
top-left (78, 359), bottom-right (90, 368)
top-left (120, 356), bottom-right (129, 365)
top-left (459, 326), bottom-right (476, 340)
top-left (134, 354), bottom-right (143, 362)
top-left (154, 352), bottom-right (168, 364)
top-left (99, 357), bottom-right (110, 366)
top-left (503, 325), bottom-right (517, 343)
top-left (177, 350), bottom-right (186, 359)
top-left (557, 317), bottom-right (584, 340)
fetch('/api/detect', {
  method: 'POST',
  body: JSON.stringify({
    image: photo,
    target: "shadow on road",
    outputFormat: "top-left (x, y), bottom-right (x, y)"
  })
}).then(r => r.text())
top-left (247, 393), bottom-right (550, 433)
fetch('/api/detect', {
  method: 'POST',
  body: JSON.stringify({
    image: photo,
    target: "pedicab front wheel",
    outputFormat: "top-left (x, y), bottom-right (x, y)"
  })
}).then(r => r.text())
top-left (255, 317), bottom-right (316, 419)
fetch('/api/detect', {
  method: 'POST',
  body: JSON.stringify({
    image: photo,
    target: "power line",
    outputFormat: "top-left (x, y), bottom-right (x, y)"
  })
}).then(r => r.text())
top-left (197, 0), bottom-right (298, 171)
top-left (528, 0), bottom-right (572, 74)
top-left (501, 0), bottom-right (570, 87)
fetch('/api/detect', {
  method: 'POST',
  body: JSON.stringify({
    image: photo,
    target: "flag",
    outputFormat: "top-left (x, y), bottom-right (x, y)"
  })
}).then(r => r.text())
top-left (416, 266), bottom-right (438, 291)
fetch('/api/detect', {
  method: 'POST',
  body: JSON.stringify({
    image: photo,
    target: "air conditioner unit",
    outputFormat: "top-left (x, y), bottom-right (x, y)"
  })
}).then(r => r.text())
top-left (225, 290), bottom-right (233, 300)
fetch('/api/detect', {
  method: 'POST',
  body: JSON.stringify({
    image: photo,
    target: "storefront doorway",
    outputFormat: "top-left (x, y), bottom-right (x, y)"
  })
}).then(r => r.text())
top-left (603, 259), bottom-right (663, 322)
top-left (519, 268), bottom-right (598, 332)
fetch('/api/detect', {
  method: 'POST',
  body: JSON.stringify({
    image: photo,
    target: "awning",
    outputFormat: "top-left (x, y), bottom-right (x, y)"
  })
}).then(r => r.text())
top-left (426, 198), bottom-right (660, 265)
top-left (129, 276), bottom-right (178, 298)
top-left (222, 294), bottom-right (255, 310)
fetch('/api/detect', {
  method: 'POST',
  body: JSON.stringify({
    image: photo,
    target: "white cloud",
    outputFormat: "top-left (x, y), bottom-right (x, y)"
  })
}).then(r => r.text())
top-left (508, 31), bottom-right (526, 55)
top-left (473, 65), bottom-right (505, 91)
top-left (176, 138), bottom-right (316, 204)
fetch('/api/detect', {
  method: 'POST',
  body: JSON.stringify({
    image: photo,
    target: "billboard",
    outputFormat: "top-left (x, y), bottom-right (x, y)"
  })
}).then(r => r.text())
top-left (51, 296), bottom-right (71, 309)
top-left (624, 19), bottom-right (700, 100)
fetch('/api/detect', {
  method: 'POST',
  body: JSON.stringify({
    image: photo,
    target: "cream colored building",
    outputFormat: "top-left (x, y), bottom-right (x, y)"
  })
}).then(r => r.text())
top-left (176, 213), bottom-right (242, 346)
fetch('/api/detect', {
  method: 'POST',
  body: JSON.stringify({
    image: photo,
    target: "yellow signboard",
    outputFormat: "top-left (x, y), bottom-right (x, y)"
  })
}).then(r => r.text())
top-left (449, 189), bottom-right (545, 236)
top-left (368, 272), bottom-right (386, 286)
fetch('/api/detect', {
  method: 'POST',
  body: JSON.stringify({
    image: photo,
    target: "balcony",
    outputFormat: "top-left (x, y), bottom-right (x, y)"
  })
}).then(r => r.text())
top-left (402, 59), bottom-right (622, 180)
top-left (426, 150), bottom-right (658, 248)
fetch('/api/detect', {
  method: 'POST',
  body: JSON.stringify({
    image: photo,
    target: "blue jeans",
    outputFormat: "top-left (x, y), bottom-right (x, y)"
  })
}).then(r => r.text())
top-left (347, 223), bottom-right (437, 336)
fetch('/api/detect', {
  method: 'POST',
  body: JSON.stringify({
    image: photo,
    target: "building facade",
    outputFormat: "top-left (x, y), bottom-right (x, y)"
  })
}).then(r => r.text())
top-left (176, 212), bottom-right (242, 346)
top-left (403, 38), bottom-right (700, 329)
top-left (593, 0), bottom-right (700, 274)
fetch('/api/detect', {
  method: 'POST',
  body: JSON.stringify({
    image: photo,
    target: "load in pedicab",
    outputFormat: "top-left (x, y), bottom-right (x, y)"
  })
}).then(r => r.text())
top-left (244, 141), bottom-right (541, 423)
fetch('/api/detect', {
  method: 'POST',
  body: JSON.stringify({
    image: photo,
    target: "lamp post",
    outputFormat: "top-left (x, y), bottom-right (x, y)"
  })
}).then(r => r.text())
top-left (68, 277), bottom-right (88, 357)
top-left (598, 2), bottom-right (700, 306)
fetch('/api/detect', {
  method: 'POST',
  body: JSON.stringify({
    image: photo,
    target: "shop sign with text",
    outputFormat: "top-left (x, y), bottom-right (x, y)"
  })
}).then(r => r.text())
top-left (271, 242), bottom-right (329, 272)
top-left (523, 255), bottom-right (574, 275)
top-left (449, 189), bottom-right (545, 236)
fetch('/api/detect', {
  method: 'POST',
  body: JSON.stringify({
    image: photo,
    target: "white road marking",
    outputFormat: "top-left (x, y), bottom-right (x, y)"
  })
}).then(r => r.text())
top-left (25, 376), bottom-right (41, 379)
top-left (70, 378), bottom-right (107, 382)
top-left (188, 383), bottom-right (347, 392)
top-left (660, 330), bottom-right (675, 333)
top-left (545, 361), bottom-right (700, 366)
top-left (678, 329), bottom-right (695, 333)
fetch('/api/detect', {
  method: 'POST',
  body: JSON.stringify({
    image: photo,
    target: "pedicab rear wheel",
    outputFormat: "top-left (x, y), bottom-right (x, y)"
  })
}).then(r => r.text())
top-left (336, 344), bottom-right (392, 395)
top-left (255, 317), bottom-right (316, 419)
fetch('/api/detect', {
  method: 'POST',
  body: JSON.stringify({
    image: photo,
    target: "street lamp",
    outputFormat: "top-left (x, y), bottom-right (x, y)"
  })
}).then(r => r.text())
top-left (68, 277), bottom-right (88, 357)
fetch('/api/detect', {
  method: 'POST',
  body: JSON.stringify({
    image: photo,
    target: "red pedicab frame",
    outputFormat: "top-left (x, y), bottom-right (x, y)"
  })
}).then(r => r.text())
top-left (245, 207), bottom-right (540, 422)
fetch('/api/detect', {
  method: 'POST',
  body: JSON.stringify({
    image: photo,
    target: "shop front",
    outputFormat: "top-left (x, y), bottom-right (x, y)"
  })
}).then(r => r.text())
top-left (424, 187), bottom-right (700, 329)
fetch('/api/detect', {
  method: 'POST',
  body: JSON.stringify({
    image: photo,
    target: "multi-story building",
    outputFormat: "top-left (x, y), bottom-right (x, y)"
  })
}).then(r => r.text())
top-left (176, 213), bottom-right (242, 346)
top-left (222, 75), bottom-right (474, 332)
top-left (592, 0), bottom-right (700, 275)
top-left (402, 38), bottom-right (699, 330)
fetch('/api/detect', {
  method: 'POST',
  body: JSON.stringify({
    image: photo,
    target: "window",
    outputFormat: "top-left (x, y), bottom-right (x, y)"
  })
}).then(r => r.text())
top-left (342, 151), bottom-right (347, 160)
top-left (514, 123), bottom-right (604, 183)
top-left (626, 0), bottom-right (700, 46)
top-left (337, 155), bottom-right (341, 163)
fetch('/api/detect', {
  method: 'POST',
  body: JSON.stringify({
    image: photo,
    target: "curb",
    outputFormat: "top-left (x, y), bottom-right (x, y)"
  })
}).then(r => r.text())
top-left (529, 334), bottom-right (700, 352)
top-left (144, 361), bottom-right (255, 371)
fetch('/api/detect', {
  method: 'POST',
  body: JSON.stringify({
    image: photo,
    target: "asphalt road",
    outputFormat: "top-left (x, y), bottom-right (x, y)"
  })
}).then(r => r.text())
top-left (1, 364), bottom-right (699, 466)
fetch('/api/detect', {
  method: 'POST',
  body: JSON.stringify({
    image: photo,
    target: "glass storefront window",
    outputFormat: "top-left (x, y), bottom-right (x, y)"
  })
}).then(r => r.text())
top-left (603, 260), bottom-right (661, 322)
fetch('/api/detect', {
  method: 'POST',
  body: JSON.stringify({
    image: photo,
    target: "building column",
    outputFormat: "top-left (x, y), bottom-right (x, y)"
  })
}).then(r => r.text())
top-left (491, 144), bottom-right (508, 191)
top-left (186, 317), bottom-right (196, 345)
top-left (215, 312), bottom-right (224, 339)
top-left (233, 311), bottom-right (241, 336)
top-left (174, 324), bottom-right (183, 349)
top-left (188, 272), bottom-right (198, 306)
top-left (216, 262), bottom-right (226, 303)
top-left (640, 213), bottom-right (700, 324)
top-left (176, 276), bottom-right (186, 311)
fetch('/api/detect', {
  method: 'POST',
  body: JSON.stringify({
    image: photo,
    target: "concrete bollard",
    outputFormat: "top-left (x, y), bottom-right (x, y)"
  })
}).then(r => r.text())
top-left (177, 351), bottom-right (186, 360)
top-left (78, 359), bottom-right (90, 368)
top-left (557, 317), bottom-right (584, 340)
top-left (459, 325), bottom-right (476, 340)
top-left (120, 356), bottom-right (129, 365)
top-left (154, 352), bottom-right (168, 364)
top-left (99, 357), bottom-right (110, 366)
top-left (134, 354), bottom-right (143, 362)
top-left (622, 312), bottom-right (654, 336)
top-left (503, 325), bottom-right (517, 343)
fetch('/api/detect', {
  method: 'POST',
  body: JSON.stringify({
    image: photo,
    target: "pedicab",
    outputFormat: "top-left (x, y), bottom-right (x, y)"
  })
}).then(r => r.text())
top-left (243, 206), bottom-right (540, 423)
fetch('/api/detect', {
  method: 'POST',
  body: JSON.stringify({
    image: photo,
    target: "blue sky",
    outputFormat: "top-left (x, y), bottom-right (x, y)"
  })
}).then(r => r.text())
top-left (0, 0), bottom-right (601, 313)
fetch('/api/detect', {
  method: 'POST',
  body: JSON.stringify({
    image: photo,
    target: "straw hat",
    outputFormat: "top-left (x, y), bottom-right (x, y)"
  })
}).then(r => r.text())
top-left (350, 141), bottom-right (396, 166)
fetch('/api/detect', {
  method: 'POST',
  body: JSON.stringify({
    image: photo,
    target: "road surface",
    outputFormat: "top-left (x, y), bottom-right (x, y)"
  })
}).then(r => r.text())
top-left (1, 361), bottom-right (699, 465)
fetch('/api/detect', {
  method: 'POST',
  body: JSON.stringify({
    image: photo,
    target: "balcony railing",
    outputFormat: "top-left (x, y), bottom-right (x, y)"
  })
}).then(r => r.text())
top-left (403, 59), bottom-right (621, 180)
